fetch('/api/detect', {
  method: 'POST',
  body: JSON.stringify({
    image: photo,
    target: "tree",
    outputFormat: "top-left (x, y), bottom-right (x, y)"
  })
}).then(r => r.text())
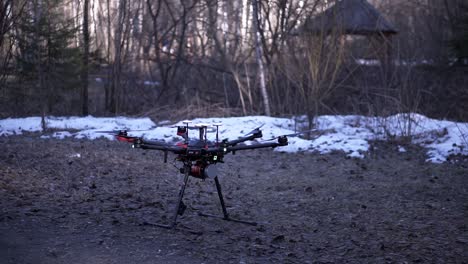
top-left (0, 0), bottom-right (13, 87)
top-left (146, 0), bottom-right (198, 104)
top-left (81, 0), bottom-right (89, 115)
top-left (109, 0), bottom-right (127, 114)
top-left (0, 0), bottom-right (25, 87)
top-left (449, 3), bottom-right (468, 62)
top-left (15, 0), bottom-right (81, 117)
top-left (251, 0), bottom-right (271, 116)
top-left (281, 29), bottom-right (346, 132)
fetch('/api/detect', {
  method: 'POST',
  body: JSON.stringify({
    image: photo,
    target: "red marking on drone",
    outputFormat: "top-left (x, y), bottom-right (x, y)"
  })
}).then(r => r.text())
top-left (116, 136), bottom-right (135, 143)
top-left (176, 142), bottom-right (188, 148)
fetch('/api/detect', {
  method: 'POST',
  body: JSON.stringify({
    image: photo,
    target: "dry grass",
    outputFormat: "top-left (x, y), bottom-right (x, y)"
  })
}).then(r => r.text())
top-left (139, 103), bottom-right (246, 122)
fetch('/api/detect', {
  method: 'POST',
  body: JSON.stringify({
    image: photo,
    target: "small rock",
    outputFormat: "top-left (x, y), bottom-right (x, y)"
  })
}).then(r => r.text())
top-left (272, 235), bottom-right (285, 243)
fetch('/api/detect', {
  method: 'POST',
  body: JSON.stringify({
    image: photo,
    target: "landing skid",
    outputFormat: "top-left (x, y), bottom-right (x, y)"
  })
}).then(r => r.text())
top-left (153, 170), bottom-right (256, 230)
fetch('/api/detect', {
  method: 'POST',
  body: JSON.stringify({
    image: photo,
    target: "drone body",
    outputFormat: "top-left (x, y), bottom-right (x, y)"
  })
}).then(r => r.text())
top-left (109, 121), bottom-right (289, 230)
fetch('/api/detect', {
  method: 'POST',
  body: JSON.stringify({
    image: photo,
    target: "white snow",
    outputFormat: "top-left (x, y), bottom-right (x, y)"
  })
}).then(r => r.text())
top-left (0, 116), bottom-right (155, 140)
top-left (398, 146), bottom-right (407, 153)
top-left (0, 113), bottom-right (467, 163)
top-left (143, 80), bottom-right (160, 86)
top-left (67, 153), bottom-right (81, 158)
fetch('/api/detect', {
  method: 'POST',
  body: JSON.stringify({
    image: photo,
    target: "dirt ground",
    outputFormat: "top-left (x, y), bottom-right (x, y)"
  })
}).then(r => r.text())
top-left (0, 135), bottom-right (467, 263)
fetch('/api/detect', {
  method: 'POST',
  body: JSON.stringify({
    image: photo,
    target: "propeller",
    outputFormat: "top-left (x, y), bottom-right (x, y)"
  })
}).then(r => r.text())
top-left (171, 124), bottom-right (216, 132)
top-left (95, 129), bottom-right (150, 135)
top-left (242, 124), bottom-right (264, 137)
top-left (95, 129), bottom-right (127, 134)
top-left (95, 129), bottom-right (142, 143)
top-left (262, 129), bottom-right (321, 142)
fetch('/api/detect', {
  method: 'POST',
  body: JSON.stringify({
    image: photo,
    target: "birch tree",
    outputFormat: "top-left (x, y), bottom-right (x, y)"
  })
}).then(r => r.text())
top-left (81, 0), bottom-right (89, 115)
top-left (252, 0), bottom-right (271, 116)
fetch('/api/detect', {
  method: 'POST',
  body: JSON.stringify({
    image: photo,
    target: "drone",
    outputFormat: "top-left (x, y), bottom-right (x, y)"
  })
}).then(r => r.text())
top-left (102, 121), bottom-right (292, 230)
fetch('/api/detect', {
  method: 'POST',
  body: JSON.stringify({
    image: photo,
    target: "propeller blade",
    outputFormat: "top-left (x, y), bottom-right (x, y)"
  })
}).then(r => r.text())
top-left (194, 123), bottom-right (211, 128)
top-left (243, 124), bottom-right (265, 137)
top-left (262, 129), bottom-right (320, 141)
top-left (141, 139), bottom-right (169, 146)
top-left (95, 129), bottom-right (150, 134)
top-left (172, 125), bottom-right (216, 133)
top-left (172, 125), bottom-right (205, 129)
top-left (95, 130), bottom-right (126, 134)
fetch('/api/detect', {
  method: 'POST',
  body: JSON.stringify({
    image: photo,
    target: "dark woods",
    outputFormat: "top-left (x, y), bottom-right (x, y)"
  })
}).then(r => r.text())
top-left (0, 0), bottom-right (467, 122)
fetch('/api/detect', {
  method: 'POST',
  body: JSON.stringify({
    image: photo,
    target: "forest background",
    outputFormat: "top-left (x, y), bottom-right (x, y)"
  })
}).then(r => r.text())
top-left (0, 0), bottom-right (467, 125)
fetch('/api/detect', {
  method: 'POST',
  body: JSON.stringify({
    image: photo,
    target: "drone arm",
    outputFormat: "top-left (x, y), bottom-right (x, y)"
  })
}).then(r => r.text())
top-left (135, 140), bottom-right (185, 154)
top-left (227, 142), bottom-right (282, 152)
top-left (222, 136), bottom-right (288, 153)
top-left (141, 139), bottom-right (168, 146)
top-left (224, 131), bottom-right (262, 146)
top-left (140, 144), bottom-right (182, 152)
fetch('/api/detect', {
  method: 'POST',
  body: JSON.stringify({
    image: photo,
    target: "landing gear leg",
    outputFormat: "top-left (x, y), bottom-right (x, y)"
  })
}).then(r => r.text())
top-left (154, 167), bottom-right (190, 229)
top-left (199, 176), bottom-right (257, 226)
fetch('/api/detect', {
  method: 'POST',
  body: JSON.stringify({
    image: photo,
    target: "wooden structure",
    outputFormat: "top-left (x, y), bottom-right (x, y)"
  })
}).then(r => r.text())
top-left (299, 0), bottom-right (398, 66)
top-left (301, 0), bottom-right (397, 35)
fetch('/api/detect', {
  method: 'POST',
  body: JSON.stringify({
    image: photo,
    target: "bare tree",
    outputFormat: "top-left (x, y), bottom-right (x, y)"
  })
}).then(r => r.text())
top-left (0, 0), bottom-right (13, 50)
top-left (281, 29), bottom-right (346, 131)
top-left (109, 0), bottom-right (127, 114)
top-left (32, 0), bottom-right (47, 129)
top-left (0, 0), bottom-right (25, 87)
top-left (259, 0), bottom-right (320, 64)
top-left (0, 0), bottom-right (13, 87)
top-left (146, 0), bottom-right (198, 103)
top-left (251, 0), bottom-right (270, 116)
top-left (81, 0), bottom-right (89, 115)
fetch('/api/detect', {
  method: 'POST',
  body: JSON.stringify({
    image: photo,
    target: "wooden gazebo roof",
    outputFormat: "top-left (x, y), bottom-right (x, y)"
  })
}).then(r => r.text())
top-left (300, 0), bottom-right (397, 35)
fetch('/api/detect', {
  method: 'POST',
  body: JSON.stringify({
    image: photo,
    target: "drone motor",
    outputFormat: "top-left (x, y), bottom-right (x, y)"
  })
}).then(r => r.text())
top-left (177, 126), bottom-right (187, 136)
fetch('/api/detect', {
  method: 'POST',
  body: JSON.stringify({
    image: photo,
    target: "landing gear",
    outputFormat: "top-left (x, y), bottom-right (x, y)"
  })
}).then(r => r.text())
top-left (153, 164), bottom-right (256, 231)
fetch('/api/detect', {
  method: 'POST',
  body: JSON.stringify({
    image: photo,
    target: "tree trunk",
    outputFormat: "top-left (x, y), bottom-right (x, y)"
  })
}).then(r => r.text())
top-left (110, 0), bottom-right (126, 114)
top-left (81, 0), bottom-right (89, 116)
top-left (35, 0), bottom-right (47, 131)
top-left (251, 0), bottom-right (271, 116)
top-left (105, 0), bottom-right (111, 111)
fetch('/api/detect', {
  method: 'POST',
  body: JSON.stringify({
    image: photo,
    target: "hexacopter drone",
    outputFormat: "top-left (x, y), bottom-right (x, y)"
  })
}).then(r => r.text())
top-left (103, 121), bottom-right (293, 230)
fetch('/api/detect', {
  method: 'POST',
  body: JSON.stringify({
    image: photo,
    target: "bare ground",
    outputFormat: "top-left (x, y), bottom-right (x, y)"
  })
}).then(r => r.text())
top-left (0, 136), bottom-right (467, 263)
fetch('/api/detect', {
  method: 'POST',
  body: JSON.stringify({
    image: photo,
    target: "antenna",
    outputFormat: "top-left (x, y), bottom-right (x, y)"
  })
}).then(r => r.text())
top-left (182, 120), bottom-right (191, 143)
top-left (195, 123), bottom-right (210, 143)
top-left (213, 122), bottom-right (222, 145)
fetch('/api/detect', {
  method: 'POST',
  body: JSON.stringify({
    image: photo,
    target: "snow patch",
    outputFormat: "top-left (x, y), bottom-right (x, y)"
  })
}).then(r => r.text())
top-left (1, 114), bottom-right (467, 163)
